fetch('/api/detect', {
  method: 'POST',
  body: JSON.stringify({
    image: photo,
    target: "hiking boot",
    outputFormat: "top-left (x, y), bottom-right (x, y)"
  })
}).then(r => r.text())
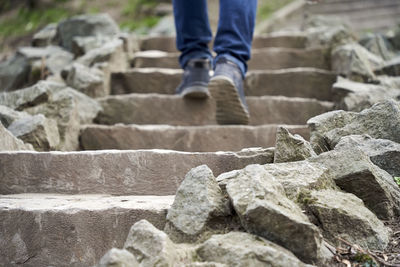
top-left (208, 58), bottom-right (250, 125)
top-left (176, 58), bottom-right (211, 99)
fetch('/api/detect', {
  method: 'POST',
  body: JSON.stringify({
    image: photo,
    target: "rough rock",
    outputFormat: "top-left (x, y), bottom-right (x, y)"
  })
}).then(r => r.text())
top-left (309, 148), bottom-right (400, 220)
top-left (32, 23), bottom-right (57, 47)
top-left (274, 126), bottom-right (316, 163)
top-left (0, 54), bottom-right (31, 92)
top-left (332, 76), bottom-right (400, 112)
top-left (306, 25), bottom-right (355, 49)
top-left (306, 189), bottom-right (390, 250)
top-left (56, 13), bottom-right (120, 51)
top-left (0, 105), bottom-right (29, 128)
top-left (66, 63), bottom-right (105, 98)
top-left (165, 165), bottom-right (231, 241)
top-left (225, 164), bottom-right (323, 263)
top-left (359, 33), bottom-right (396, 61)
top-left (0, 123), bottom-right (33, 151)
top-left (124, 220), bottom-right (194, 267)
top-left (96, 248), bottom-right (138, 267)
top-left (331, 43), bottom-right (384, 82)
top-left (196, 232), bottom-right (310, 267)
top-left (186, 262), bottom-right (227, 267)
top-left (377, 56), bottom-right (400, 77)
top-left (336, 135), bottom-right (400, 177)
top-left (71, 35), bottom-right (112, 57)
top-left (307, 100), bottom-right (400, 153)
top-left (76, 38), bottom-right (128, 72)
top-left (7, 114), bottom-right (60, 151)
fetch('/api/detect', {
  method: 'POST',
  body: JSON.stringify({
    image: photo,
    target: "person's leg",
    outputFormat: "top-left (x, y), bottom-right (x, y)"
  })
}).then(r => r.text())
top-left (209, 0), bottom-right (257, 124)
top-left (213, 0), bottom-right (258, 77)
top-left (173, 0), bottom-right (213, 98)
top-left (173, 0), bottom-right (213, 68)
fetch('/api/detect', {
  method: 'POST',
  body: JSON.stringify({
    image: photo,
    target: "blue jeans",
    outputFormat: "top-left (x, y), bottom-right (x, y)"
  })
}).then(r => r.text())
top-left (173, 0), bottom-right (258, 77)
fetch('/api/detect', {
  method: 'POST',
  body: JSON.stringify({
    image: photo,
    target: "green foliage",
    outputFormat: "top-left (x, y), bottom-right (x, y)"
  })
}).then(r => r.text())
top-left (257, 0), bottom-right (294, 21)
top-left (120, 0), bottom-right (159, 32)
top-left (353, 253), bottom-right (377, 267)
top-left (395, 177), bottom-right (400, 187)
top-left (296, 191), bottom-right (317, 206)
top-left (0, 6), bottom-right (72, 38)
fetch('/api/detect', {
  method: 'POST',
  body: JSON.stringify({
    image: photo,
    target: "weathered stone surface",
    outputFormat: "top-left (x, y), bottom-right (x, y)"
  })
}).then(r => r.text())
top-left (331, 43), bottom-right (384, 82)
top-left (32, 23), bottom-right (57, 47)
top-left (196, 232), bottom-right (310, 267)
top-left (225, 164), bottom-right (323, 263)
top-left (132, 48), bottom-right (330, 70)
top-left (96, 248), bottom-right (138, 267)
top-left (95, 94), bottom-right (333, 126)
top-left (0, 54), bottom-right (31, 92)
top-left (335, 135), bottom-right (400, 177)
top-left (306, 25), bottom-right (355, 49)
top-left (71, 35), bottom-right (112, 57)
top-left (111, 68), bottom-right (336, 101)
top-left (66, 63), bottom-right (105, 98)
top-left (186, 262), bottom-right (227, 267)
top-left (360, 33), bottom-right (396, 61)
top-left (7, 114), bottom-right (60, 151)
top-left (0, 105), bottom-right (29, 128)
top-left (124, 220), bottom-right (194, 267)
top-left (0, 194), bottom-right (172, 267)
top-left (306, 189), bottom-right (390, 250)
top-left (0, 149), bottom-right (273, 195)
top-left (56, 13), bottom-right (120, 51)
top-left (80, 124), bottom-right (309, 152)
top-left (77, 38), bottom-right (128, 72)
top-left (166, 165), bottom-right (231, 238)
top-left (309, 148), bottom-right (400, 220)
top-left (332, 76), bottom-right (400, 112)
top-left (0, 123), bottom-right (33, 151)
top-left (308, 100), bottom-right (400, 153)
top-left (377, 56), bottom-right (400, 77)
top-left (274, 126), bottom-right (316, 163)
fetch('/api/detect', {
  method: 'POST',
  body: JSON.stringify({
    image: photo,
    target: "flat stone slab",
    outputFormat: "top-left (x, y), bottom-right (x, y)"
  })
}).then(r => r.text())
top-left (132, 48), bottom-right (330, 70)
top-left (80, 124), bottom-right (309, 152)
top-left (139, 33), bottom-right (307, 52)
top-left (0, 149), bottom-right (273, 195)
top-left (111, 68), bottom-right (336, 101)
top-left (0, 194), bottom-right (173, 267)
top-left (95, 94), bottom-right (333, 126)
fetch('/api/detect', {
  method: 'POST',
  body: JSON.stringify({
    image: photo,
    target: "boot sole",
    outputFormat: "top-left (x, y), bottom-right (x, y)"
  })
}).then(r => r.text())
top-left (209, 76), bottom-right (250, 125)
top-left (181, 86), bottom-right (210, 99)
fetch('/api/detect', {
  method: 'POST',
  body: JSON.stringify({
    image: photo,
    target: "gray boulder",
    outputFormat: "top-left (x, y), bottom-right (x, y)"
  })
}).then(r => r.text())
top-left (124, 220), bottom-right (194, 267)
top-left (71, 35), bottom-right (112, 57)
top-left (306, 25), bottom-right (355, 49)
top-left (0, 54), bottom-right (31, 92)
top-left (0, 105), bottom-right (29, 128)
top-left (7, 114), bottom-right (60, 151)
top-left (225, 164), bottom-right (323, 264)
top-left (377, 56), bottom-right (400, 77)
top-left (32, 23), bottom-right (57, 47)
top-left (165, 165), bottom-right (231, 241)
top-left (186, 262), bottom-right (227, 267)
top-left (359, 33), bottom-right (396, 61)
top-left (332, 76), bottom-right (400, 112)
top-left (96, 248), bottom-right (138, 267)
top-left (331, 43), bottom-right (384, 82)
top-left (66, 63), bottom-right (106, 98)
top-left (309, 148), bottom-right (400, 220)
top-left (308, 100), bottom-right (400, 153)
top-left (274, 126), bottom-right (316, 163)
top-left (196, 232), bottom-right (311, 267)
top-left (306, 189), bottom-right (390, 250)
top-left (0, 123), bottom-right (33, 151)
top-left (335, 135), bottom-right (400, 177)
top-left (56, 13), bottom-right (120, 51)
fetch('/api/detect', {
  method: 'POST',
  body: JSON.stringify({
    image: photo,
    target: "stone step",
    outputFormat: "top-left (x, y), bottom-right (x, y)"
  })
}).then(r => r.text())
top-left (80, 124), bottom-right (309, 152)
top-left (139, 32), bottom-right (307, 52)
top-left (306, 0), bottom-right (400, 14)
top-left (0, 194), bottom-right (173, 267)
top-left (95, 94), bottom-right (333, 126)
top-left (132, 47), bottom-right (330, 70)
top-left (0, 149), bottom-right (273, 195)
top-left (111, 68), bottom-right (336, 101)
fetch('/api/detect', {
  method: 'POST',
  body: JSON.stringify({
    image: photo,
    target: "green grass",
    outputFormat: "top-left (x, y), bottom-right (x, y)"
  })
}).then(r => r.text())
top-left (0, 7), bottom-right (72, 38)
top-left (395, 177), bottom-right (400, 187)
top-left (257, 0), bottom-right (294, 21)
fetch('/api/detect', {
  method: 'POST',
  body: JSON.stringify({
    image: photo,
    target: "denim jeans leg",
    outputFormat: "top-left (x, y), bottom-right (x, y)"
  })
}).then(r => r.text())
top-left (214, 0), bottom-right (258, 77)
top-left (173, 0), bottom-right (214, 69)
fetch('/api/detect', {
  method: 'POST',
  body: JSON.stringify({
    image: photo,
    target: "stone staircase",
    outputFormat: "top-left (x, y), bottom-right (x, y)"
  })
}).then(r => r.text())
top-left (0, 32), bottom-right (337, 266)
